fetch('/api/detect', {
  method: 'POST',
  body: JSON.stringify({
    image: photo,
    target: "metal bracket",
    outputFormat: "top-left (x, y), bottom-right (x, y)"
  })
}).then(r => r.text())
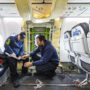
top-left (21, 79), bottom-right (76, 89)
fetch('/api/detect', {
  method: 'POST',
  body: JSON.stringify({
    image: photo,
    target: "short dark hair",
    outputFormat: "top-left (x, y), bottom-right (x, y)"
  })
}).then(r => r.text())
top-left (19, 32), bottom-right (26, 39)
top-left (36, 35), bottom-right (46, 41)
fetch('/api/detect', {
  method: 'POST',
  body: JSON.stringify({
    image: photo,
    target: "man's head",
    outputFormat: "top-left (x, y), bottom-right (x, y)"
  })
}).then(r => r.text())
top-left (36, 35), bottom-right (46, 46)
top-left (18, 32), bottom-right (26, 41)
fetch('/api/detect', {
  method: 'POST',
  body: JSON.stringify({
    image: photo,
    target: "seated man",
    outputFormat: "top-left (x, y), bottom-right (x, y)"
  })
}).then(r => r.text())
top-left (23, 35), bottom-right (59, 78)
top-left (4, 32), bottom-right (29, 88)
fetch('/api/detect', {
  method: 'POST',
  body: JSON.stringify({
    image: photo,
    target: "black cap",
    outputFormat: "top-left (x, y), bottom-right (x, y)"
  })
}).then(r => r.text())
top-left (20, 32), bottom-right (26, 39)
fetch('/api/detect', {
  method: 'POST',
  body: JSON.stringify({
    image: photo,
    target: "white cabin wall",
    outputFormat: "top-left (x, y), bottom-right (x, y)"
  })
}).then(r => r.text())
top-left (60, 18), bottom-right (90, 62)
top-left (0, 19), bottom-right (5, 39)
top-left (0, 18), bottom-right (22, 52)
top-left (3, 18), bottom-right (22, 39)
top-left (0, 18), bottom-right (22, 40)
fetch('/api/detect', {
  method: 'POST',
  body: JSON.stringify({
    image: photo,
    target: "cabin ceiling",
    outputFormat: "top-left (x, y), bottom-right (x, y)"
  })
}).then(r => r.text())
top-left (15, 0), bottom-right (67, 20)
top-left (0, 0), bottom-right (20, 17)
top-left (0, 0), bottom-right (90, 20)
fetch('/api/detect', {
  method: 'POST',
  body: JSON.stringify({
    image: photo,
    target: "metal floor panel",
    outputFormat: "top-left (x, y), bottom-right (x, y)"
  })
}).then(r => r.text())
top-left (0, 73), bottom-right (90, 90)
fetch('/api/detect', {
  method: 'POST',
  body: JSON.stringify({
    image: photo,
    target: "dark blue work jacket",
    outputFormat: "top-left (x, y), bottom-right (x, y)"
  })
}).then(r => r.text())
top-left (30, 40), bottom-right (59, 66)
top-left (4, 35), bottom-right (24, 57)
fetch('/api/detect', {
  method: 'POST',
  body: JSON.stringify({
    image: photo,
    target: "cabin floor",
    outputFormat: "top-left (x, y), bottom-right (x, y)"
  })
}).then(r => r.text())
top-left (0, 68), bottom-right (90, 90)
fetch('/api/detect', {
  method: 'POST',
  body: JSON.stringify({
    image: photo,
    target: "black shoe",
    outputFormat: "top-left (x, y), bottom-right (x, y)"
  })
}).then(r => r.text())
top-left (12, 80), bottom-right (20, 88)
top-left (34, 72), bottom-right (45, 76)
top-left (21, 72), bottom-right (32, 77)
top-left (34, 73), bottom-right (40, 76)
top-left (46, 72), bottom-right (56, 78)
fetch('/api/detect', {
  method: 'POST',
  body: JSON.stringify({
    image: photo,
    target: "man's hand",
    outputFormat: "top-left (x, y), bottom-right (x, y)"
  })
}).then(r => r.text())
top-left (24, 62), bottom-right (33, 67)
top-left (17, 56), bottom-right (22, 60)
top-left (21, 54), bottom-right (29, 60)
top-left (9, 53), bottom-right (17, 59)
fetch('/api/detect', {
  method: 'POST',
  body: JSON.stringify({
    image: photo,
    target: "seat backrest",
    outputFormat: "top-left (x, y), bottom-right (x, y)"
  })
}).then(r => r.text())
top-left (71, 23), bottom-right (89, 55)
top-left (87, 32), bottom-right (90, 53)
top-left (64, 31), bottom-right (71, 52)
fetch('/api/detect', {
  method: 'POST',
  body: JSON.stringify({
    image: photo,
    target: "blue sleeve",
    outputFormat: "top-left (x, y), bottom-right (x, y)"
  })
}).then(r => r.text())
top-left (19, 43), bottom-right (24, 56)
top-left (30, 47), bottom-right (40, 57)
top-left (4, 37), bottom-right (14, 54)
top-left (33, 46), bottom-right (54, 66)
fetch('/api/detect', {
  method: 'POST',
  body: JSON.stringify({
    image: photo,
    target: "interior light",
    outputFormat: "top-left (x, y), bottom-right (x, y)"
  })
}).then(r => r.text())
top-left (3, 17), bottom-right (23, 22)
top-left (64, 18), bottom-right (90, 23)
top-left (55, 18), bottom-right (60, 21)
top-left (68, 0), bottom-right (90, 3)
top-left (33, 13), bottom-right (50, 19)
top-left (32, 19), bottom-right (50, 23)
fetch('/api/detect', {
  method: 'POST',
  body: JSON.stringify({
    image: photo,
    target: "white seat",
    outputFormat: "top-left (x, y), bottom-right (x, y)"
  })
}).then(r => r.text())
top-left (80, 55), bottom-right (90, 73)
top-left (71, 23), bottom-right (89, 55)
top-left (64, 31), bottom-right (71, 52)
top-left (64, 31), bottom-right (77, 65)
top-left (87, 32), bottom-right (90, 54)
top-left (79, 32), bottom-right (90, 73)
top-left (70, 23), bottom-right (90, 87)
top-left (70, 23), bottom-right (89, 67)
top-left (69, 52), bottom-right (80, 66)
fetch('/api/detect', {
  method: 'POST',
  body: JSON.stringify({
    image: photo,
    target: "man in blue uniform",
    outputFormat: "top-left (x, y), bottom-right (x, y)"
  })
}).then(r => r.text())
top-left (23, 35), bottom-right (59, 78)
top-left (4, 32), bottom-right (29, 88)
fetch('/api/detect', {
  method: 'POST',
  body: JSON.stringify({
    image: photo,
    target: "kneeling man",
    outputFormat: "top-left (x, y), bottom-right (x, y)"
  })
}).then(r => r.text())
top-left (23, 35), bottom-right (59, 78)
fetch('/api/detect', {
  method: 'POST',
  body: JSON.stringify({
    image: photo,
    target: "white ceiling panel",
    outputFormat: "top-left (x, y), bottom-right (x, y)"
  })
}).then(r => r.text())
top-left (61, 4), bottom-right (90, 17)
top-left (0, 0), bottom-right (15, 3)
top-left (0, 4), bottom-right (20, 17)
top-left (80, 8), bottom-right (90, 17)
top-left (0, 0), bottom-right (90, 18)
top-left (0, 0), bottom-right (19, 17)
top-left (68, 0), bottom-right (90, 3)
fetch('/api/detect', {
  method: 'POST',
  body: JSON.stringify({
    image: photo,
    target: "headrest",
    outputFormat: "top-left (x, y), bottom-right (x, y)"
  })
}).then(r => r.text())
top-left (71, 23), bottom-right (89, 37)
top-left (64, 31), bottom-right (71, 39)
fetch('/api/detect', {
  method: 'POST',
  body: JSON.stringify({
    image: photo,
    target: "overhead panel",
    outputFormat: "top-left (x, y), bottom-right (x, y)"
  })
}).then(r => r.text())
top-left (15, 0), bottom-right (68, 20)
top-left (0, 4), bottom-right (20, 17)
top-left (0, 0), bottom-right (20, 17)
top-left (0, 0), bottom-right (15, 3)
top-left (15, 0), bottom-right (31, 20)
top-left (30, 0), bottom-right (56, 19)
top-left (61, 4), bottom-right (90, 17)
top-left (50, 0), bottom-right (67, 19)
top-left (68, 0), bottom-right (90, 3)
top-left (31, 4), bottom-right (52, 18)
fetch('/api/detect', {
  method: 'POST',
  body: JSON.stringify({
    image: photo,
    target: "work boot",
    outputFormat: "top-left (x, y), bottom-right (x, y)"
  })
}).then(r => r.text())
top-left (21, 72), bottom-right (32, 77)
top-left (12, 80), bottom-right (20, 88)
top-left (46, 72), bottom-right (56, 79)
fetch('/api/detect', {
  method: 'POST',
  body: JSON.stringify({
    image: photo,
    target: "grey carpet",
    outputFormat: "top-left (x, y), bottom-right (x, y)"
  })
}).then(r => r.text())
top-left (0, 73), bottom-right (90, 90)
